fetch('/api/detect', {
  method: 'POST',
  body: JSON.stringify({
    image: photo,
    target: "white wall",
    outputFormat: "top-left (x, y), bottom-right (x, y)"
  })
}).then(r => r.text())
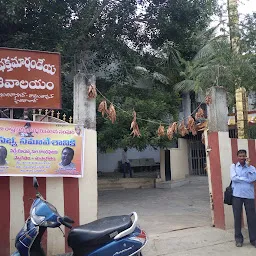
top-left (97, 146), bottom-right (160, 172)
top-left (160, 139), bottom-right (189, 181)
top-left (170, 139), bottom-right (189, 181)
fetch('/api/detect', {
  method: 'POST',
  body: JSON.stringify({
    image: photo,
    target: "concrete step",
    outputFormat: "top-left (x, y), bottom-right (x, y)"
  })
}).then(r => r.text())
top-left (155, 178), bottom-right (190, 189)
top-left (98, 177), bottom-right (155, 190)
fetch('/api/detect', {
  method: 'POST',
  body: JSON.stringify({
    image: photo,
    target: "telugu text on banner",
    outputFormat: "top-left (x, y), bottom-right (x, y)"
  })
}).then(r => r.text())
top-left (0, 119), bottom-right (84, 177)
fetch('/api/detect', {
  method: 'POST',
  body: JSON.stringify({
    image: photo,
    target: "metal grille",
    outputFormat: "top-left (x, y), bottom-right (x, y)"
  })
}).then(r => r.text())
top-left (187, 133), bottom-right (207, 176)
top-left (229, 128), bottom-right (237, 138)
top-left (229, 126), bottom-right (256, 139)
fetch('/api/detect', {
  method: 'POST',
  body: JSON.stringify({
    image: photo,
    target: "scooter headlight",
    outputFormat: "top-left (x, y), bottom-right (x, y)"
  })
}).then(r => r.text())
top-left (31, 208), bottom-right (45, 225)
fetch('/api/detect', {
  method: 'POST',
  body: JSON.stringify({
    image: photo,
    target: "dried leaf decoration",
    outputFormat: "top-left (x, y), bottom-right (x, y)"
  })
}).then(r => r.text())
top-left (108, 103), bottom-right (116, 124)
top-left (87, 84), bottom-right (97, 99)
top-left (157, 124), bottom-right (165, 137)
top-left (195, 107), bottom-right (205, 120)
top-left (197, 121), bottom-right (208, 131)
top-left (167, 122), bottom-right (178, 140)
top-left (178, 121), bottom-right (188, 137)
top-left (205, 95), bottom-right (212, 105)
top-left (187, 116), bottom-right (197, 136)
top-left (130, 110), bottom-right (141, 137)
top-left (98, 100), bottom-right (108, 117)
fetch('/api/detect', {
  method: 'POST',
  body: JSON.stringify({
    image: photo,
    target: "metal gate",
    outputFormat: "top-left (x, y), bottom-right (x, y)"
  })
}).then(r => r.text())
top-left (187, 133), bottom-right (207, 176)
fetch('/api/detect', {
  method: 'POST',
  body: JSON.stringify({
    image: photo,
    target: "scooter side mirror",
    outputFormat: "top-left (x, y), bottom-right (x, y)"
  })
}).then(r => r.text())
top-left (33, 177), bottom-right (39, 190)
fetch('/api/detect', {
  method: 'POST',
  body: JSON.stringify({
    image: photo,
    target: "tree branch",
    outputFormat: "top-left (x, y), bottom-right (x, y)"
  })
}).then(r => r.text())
top-left (85, 0), bottom-right (111, 31)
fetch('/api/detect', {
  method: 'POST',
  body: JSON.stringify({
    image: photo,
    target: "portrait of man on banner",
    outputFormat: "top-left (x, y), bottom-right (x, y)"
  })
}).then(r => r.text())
top-left (59, 147), bottom-right (76, 170)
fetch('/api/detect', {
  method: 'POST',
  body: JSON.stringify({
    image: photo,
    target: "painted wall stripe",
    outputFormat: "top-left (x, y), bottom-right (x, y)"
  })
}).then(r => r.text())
top-left (79, 130), bottom-right (98, 225)
top-left (237, 139), bottom-right (249, 154)
top-left (10, 177), bottom-right (24, 254)
top-left (208, 132), bottom-right (225, 229)
top-left (248, 140), bottom-right (256, 166)
top-left (218, 132), bottom-right (233, 229)
top-left (63, 178), bottom-right (79, 252)
top-left (231, 139), bottom-right (238, 164)
top-left (46, 178), bottom-right (65, 255)
top-left (0, 177), bottom-right (10, 256)
top-left (23, 177), bottom-right (35, 219)
top-left (248, 140), bottom-right (256, 208)
top-left (23, 177), bottom-right (48, 252)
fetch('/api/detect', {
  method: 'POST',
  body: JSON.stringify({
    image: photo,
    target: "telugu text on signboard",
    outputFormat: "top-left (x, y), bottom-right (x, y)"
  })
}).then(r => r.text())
top-left (0, 47), bottom-right (61, 109)
top-left (0, 119), bottom-right (84, 177)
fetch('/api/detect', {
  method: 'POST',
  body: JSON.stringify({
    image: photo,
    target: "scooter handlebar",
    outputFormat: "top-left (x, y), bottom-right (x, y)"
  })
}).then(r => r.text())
top-left (59, 216), bottom-right (74, 229)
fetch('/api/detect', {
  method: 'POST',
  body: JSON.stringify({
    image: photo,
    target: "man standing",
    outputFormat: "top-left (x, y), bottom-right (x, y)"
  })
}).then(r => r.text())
top-left (231, 149), bottom-right (256, 247)
top-left (122, 147), bottom-right (132, 178)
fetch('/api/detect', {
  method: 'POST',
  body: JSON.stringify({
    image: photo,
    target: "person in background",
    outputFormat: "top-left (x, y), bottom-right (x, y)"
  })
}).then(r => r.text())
top-left (230, 149), bottom-right (256, 248)
top-left (122, 147), bottom-right (132, 178)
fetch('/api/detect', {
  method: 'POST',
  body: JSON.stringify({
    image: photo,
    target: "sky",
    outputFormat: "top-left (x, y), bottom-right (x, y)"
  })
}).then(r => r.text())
top-left (218, 0), bottom-right (256, 17)
top-left (211, 0), bottom-right (255, 30)
top-left (238, 0), bottom-right (256, 15)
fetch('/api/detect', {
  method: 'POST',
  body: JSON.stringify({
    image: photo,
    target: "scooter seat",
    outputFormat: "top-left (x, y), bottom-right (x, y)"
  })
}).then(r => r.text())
top-left (68, 215), bottom-right (132, 252)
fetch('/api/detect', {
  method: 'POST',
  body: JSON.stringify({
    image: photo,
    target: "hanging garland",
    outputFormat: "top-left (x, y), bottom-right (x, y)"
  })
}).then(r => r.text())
top-left (98, 100), bottom-right (108, 117)
top-left (157, 124), bottom-right (165, 137)
top-left (205, 95), bottom-right (212, 105)
top-left (167, 122), bottom-right (178, 140)
top-left (108, 104), bottom-right (117, 124)
top-left (195, 107), bottom-right (205, 120)
top-left (178, 121), bottom-right (189, 137)
top-left (97, 90), bottom-right (207, 139)
top-left (87, 83), bottom-right (97, 99)
top-left (130, 110), bottom-right (141, 137)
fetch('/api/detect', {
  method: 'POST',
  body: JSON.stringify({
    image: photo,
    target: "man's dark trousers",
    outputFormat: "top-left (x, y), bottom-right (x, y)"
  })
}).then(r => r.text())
top-left (232, 196), bottom-right (256, 243)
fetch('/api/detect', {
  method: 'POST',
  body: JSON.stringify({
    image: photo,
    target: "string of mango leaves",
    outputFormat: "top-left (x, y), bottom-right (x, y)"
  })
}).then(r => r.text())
top-left (87, 84), bottom-right (211, 141)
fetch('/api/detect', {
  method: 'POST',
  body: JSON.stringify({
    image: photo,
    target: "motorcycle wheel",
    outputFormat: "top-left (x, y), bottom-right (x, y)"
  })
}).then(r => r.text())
top-left (137, 253), bottom-right (142, 256)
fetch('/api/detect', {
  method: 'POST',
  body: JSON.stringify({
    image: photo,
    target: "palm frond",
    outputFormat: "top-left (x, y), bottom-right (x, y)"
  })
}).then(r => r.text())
top-left (193, 36), bottom-right (229, 61)
top-left (152, 72), bottom-right (170, 85)
top-left (174, 80), bottom-right (195, 93)
top-left (134, 66), bottom-right (150, 74)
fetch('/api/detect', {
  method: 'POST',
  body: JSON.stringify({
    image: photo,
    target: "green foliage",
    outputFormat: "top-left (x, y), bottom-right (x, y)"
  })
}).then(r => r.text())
top-left (172, 20), bottom-right (256, 107)
top-left (0, 0), bottom-right (218, 151)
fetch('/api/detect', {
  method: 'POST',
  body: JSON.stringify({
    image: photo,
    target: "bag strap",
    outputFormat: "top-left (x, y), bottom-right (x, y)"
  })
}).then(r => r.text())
top-left (229, 163), bottom-right (236, 187)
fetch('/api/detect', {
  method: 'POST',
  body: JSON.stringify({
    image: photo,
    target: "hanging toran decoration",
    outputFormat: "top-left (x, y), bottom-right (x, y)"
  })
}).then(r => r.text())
top-left (205, 95), bottom-right (212, 105)
top-left (187, 116), bottom-right (197, 136)
top-left (157, 124), bottom-right (165, 137)
top-left (130, 110), bottom-right (141, 137)
top-left (108, 103), bottom-right (116, 124)
top-left (97, 91), bottom-right (208, 139)
top-left (98, 100), bottom-right (108, 117)
top-left (195, 107), bottom-right (205, 120)
top-left (178, 121), bottom-right (189, 137)
top-left (167, 122), bottom-right (178, 140)
top-left (87, 83), bottom-right (97, 99)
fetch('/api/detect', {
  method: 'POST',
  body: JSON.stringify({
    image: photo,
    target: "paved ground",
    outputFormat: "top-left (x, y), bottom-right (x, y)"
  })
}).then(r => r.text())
top-left (98, 177), bottom-right (256, 255)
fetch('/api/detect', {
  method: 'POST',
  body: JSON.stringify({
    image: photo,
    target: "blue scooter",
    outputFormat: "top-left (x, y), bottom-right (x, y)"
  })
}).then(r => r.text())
top-left (11, 177), bottom-right (147, 256)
